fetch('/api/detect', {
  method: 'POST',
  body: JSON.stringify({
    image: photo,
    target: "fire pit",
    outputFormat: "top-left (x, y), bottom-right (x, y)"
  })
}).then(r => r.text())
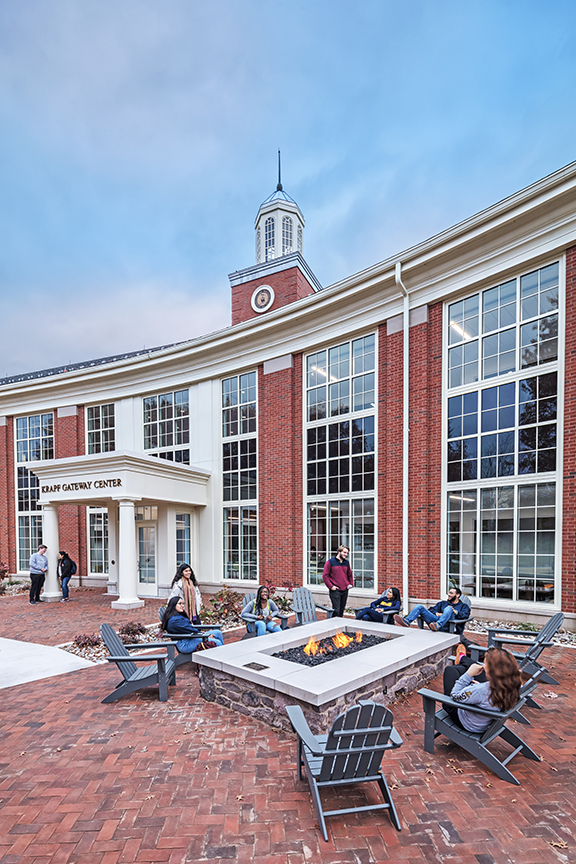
top-left (194, 619), bottom-right (457, 733)
top-left (274, 629), bottom-right (389, 666)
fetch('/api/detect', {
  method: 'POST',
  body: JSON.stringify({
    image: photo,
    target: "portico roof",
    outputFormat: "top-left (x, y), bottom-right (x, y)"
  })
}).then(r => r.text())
top-left (30, 451), bottom-right (211, 508)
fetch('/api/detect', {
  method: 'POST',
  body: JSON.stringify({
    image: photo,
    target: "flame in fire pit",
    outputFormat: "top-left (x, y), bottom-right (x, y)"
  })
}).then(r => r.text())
top-left (303, 630), bottom-right (363, 656)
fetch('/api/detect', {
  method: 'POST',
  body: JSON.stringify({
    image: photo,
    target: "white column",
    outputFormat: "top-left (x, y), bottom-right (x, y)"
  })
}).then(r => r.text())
top-left (106, 502), bottom-right (118, 595)
top-left (41, 503), bottom-right (61, 601)
top-left (111, 497), bottom-right (144, 610)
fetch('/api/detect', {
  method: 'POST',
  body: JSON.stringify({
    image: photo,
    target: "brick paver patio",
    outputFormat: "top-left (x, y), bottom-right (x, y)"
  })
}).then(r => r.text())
top-left (1, 589), bottom-right (575, 863)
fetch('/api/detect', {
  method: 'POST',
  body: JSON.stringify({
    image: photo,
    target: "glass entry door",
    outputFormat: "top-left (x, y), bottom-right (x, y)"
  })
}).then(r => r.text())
top-left (137, 524), bottom-right (157, 595)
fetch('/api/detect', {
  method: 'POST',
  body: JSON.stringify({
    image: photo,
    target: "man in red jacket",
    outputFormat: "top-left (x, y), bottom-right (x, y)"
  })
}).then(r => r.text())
top-left (322, 545), bottom-right (354, 617)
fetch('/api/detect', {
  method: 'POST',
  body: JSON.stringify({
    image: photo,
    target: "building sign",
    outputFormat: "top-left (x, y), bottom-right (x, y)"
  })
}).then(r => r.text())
top-left (41, 478), bottom-right (123, 494)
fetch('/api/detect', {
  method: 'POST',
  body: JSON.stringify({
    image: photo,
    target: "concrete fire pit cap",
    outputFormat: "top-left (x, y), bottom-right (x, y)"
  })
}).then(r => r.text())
top-left (193, 619), bottom-right (458, 707)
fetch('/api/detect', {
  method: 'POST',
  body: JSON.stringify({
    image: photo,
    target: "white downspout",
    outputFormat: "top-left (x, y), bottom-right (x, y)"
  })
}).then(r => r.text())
top-left (395, 262), bottom-right (410, 615)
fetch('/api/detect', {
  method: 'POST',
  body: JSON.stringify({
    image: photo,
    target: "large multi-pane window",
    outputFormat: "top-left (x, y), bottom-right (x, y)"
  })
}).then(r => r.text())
top-left (306, 335), bottom-right (376, 589)
top-left (89, 509), bottom-right (109, 574)
top-left (448, 262), bottom-right (559, 388)
top-left (447, 483), bottom-right (556, 603)
top-left (223, 506), bottom-right (257, 581)
top-left (445, 261), bottom-right (560, 605)
top-left (143, 390), bottom-right (189, 463)
top-left (222, 373), bottom-right (258, 580)
top-left (16, 413), bottom-right (54, 570)
top-left (307, 499), bottom-right (375, 589)
top-left (176, 514), bottom-right (191, 566)
top-left (87, 404), bottom-right (115, 454)
top-left (447, 372), bottom-right (557, 482)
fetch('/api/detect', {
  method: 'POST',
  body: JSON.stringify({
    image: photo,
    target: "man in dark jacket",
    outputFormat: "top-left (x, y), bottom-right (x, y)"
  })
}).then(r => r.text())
top-left (322, 545), bottom-right (354, 617)
top-left (394, 587), bottom-right (470, 632)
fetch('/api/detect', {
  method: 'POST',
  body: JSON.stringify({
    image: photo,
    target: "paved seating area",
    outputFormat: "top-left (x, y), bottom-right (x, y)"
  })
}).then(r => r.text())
top-left (1, 589), bottom-right (575, 863)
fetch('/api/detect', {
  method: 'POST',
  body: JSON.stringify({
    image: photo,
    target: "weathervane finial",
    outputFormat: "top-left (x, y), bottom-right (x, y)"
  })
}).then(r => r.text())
top-left (277, 149), bottom-right (283, 191)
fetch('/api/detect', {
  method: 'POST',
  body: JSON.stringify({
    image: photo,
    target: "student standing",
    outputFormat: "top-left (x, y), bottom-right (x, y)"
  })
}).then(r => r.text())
top-left (322, 544), bottom-right (354, 617)
top-left (29, 544), bottom-right (48, 604)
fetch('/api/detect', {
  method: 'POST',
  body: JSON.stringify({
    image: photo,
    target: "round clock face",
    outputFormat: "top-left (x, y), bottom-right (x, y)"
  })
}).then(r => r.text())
top-left (251, 284), bottom-right (275, 313)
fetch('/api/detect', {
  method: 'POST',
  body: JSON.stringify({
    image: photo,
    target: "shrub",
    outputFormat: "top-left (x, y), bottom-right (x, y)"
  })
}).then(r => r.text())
top-left (0, 561), bottom-right (9, 596)
top-left (118, 621), bottom-right (146, 643)
top-left (264, 578), bottom-right (294, 613)
top-left (200, 587), bottom-right (243, 624)
top-left (73, 633), bottom-right (102, 649)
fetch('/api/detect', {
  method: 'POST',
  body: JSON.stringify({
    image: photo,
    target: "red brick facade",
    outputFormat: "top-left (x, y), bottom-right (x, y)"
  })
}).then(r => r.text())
top-left (562, 244), bottom-right (576, 614)
top-left (407, 303), bottom-right (443, 599)
top-left (231, 265), bottom-right (315, 326)
top-left (0, 417), bottom-right (16, 573)
top-left (257, 355), bottom-right (304, 587)
top-left (378, 322), bottom-right (403, 592)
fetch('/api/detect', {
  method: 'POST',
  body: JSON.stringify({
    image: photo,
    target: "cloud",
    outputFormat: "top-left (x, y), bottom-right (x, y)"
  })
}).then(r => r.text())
top-left (0, 280), bottom-right (230, 378)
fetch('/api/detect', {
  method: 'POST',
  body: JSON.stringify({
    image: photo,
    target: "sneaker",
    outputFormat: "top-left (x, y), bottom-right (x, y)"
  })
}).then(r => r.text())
top-left (394, 614), bottom-right (410, 628)
top-left (29, 601), bottom-right (36, 605)
top-left (60, 599), bottom-right (67, 603)
top-left (454, 643), bottom-right (467, 664)
top-left (428, 621), bottom-right (438, 632)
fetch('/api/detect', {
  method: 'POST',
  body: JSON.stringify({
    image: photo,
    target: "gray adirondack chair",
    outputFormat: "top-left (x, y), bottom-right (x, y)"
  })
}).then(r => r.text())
top-left (418, 671), bottom-right (544, 785)
top-left (291, 586), bottom-right (334, 626)
top-left (416, 594), bottom-right (472, 635)
top-left (158, 606), bottom-right (218, 667)
top-left (286, 700), bottom-right (403, 842)
top-left (100, 622), bottom-right (177, 703)
top-left (469, 612), bottom-right (563, 685)
top-left (241, 591), bottom-right (289, 636)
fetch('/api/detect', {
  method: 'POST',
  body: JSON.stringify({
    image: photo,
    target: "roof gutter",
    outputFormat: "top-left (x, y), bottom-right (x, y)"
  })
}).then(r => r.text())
top-left (395, 261), bottom-right (410, 616)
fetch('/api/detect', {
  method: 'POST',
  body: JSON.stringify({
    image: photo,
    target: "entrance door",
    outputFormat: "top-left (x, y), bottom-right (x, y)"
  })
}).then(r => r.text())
top-left (137, 524), bottom-right (157, 596)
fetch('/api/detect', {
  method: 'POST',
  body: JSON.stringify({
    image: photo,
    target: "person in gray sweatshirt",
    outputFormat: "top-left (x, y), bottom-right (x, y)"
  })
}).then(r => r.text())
top-left (444, 647), bottom-right (522, 732)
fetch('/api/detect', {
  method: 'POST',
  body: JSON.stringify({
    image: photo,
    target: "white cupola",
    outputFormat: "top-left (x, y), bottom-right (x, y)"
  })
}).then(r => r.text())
top-left (255, 152), bottom-right (305, 264)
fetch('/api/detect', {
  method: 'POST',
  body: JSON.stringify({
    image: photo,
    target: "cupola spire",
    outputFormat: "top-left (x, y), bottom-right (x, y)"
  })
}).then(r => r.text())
top-left (277, 149), bottom-right (283, 191)
top-left (254, 154), bottom-right (304, 264)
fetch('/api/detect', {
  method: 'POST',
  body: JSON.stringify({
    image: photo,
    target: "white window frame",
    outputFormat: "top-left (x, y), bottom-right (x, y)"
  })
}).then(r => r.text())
top-left (441, 256), bottom-right (565, 611)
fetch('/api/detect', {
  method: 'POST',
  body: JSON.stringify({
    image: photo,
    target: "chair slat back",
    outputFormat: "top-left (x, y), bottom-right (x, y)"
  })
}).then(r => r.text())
top-left (243, 592), bottom-right (257, 609)
top-left (318, 702), bottom-right (394, 782)
top-left (100, 623), bottom-right (137, 679)
top-left (292, 587), bottom-right (318, 624)
top-left (524, 612), bottom-right (564, 661)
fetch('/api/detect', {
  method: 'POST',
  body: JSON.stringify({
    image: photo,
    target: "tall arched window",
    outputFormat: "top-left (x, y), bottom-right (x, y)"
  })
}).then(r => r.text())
top-left (282, 216), bottom-right (293, 255)
top-left (297, 224), bottom-right (303, 253)
top-left (265, 217), bottom-right (275, 261)
top-left (256, 228), bottom-right (261, 262)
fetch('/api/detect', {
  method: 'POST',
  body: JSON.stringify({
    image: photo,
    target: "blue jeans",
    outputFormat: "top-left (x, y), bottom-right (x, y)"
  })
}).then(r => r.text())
top-left (255, 620), bottom-right (281, 637)
top-left (405, 604), bottom-right (455, 630)
top-left (61, 576), bottom-right (71, 599)
top-left (176, 629), bottom-right (224, 653)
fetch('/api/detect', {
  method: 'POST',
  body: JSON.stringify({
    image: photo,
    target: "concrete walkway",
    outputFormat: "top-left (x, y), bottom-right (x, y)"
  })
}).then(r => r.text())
top-left (0, 636), bottom-right (94, 688)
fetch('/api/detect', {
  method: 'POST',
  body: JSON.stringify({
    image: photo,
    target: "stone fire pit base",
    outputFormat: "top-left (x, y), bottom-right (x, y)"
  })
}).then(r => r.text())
top-left (198, 645), bottom-right (451, 734)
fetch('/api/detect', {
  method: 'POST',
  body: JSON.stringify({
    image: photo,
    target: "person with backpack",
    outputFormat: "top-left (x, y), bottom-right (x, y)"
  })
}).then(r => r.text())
top-left (57, 551), bottom-right (76, 602)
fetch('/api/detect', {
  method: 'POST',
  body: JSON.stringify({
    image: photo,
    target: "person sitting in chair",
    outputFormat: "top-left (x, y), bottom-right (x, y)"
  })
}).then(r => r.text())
top-left (241, 586), bottom-right (282, 636)
top-left (161, 597), bottom-right (223, 653)
top-left (355, 587), bottom-right (401, 624)
top-left (394, 586), bottom-right (470, 632)
top-left (442, 646), bottom-right (521, 732)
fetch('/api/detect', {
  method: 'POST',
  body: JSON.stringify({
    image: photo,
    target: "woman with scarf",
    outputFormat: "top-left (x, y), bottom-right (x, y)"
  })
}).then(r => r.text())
top-left (168, 563), bottom-right (203, 624)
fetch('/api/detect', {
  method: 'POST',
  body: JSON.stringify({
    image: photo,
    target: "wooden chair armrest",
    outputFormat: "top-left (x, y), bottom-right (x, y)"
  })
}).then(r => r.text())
top-left (106, 653), bottom-right (169, 663)
top-left (417, 687), bottom-right (509, 719)
top-left (286, 705), bottom-right (325, 756)
top-left (488, 626), bottom-right (539, 637)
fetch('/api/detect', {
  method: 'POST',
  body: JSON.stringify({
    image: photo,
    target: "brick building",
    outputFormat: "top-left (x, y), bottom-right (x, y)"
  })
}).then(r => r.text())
top-left (1, 163), bottom-right (575, 630)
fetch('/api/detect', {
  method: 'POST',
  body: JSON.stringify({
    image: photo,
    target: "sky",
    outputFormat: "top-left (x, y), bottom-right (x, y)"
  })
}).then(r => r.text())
top-left (0, 0), bottom-right (574, 379)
